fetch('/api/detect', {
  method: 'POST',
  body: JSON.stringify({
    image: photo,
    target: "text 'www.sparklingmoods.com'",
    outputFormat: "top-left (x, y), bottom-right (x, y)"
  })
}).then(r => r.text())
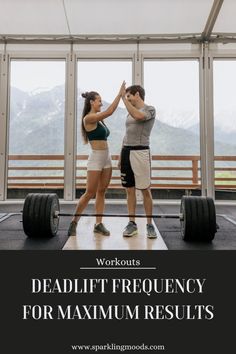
top-left (70, 343), bottom-right (165, 351)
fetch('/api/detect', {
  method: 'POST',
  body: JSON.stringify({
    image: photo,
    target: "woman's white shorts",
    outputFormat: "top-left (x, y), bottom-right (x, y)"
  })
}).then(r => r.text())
top-left (87, 149), bottom-right (112, 171)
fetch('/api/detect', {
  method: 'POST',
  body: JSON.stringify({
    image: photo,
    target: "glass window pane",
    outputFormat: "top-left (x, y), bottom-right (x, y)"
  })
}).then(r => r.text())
top-left (213, 60), bottom-right (236, 200)
top-left (8, 60), bottom-right (66, 199)
top-left (76, 60), bottom-right (132, 197)
top-left (144, 60), bottom-right (200, 198)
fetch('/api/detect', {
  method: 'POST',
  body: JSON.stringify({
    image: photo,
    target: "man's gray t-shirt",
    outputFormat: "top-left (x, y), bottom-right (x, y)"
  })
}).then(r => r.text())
top-left (123, 104), bottom-right (156, 146)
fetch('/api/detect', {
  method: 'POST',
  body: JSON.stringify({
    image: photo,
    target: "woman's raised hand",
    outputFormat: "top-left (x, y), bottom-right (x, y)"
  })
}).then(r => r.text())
top-left (119, 80), bottom-right (126, 97)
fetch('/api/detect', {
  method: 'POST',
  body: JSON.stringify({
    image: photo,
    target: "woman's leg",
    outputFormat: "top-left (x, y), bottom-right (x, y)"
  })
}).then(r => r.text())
top-left (95, 167), bottom-right (112, 224)
top-left (72, 170), bottom-right (102, 223)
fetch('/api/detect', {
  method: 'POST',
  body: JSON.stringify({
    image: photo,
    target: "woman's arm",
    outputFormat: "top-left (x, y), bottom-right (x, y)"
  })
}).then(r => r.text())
top-left (85, 81), bottom-right (126, 124)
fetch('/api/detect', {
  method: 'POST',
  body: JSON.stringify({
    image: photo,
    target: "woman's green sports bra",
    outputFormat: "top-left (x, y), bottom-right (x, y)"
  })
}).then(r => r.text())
top-left (86, 121), bottom-right (110, 141)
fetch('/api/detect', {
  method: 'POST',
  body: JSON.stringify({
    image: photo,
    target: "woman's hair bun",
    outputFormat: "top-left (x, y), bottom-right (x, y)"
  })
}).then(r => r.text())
top-left (81, 92), bottom-right (89, 99)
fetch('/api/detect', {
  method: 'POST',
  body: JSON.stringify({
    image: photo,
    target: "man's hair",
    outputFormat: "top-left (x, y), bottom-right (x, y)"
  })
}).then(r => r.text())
top-left (125, 85), bottom-right (145, 100)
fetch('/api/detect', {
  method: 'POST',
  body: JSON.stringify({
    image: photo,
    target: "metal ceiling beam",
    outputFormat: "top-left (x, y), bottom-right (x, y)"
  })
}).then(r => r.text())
top-left (201, 0), bottom-right (224, 41)
top-left (212, 32), bottom-right (236, 42)
top-left (2, 33), bottom-right (236, 44)
top-left (0, 33), bottom-right (202, 45)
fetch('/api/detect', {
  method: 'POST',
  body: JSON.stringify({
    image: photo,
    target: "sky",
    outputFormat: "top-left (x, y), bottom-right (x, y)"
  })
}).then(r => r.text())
top-left (10, 58), bottom-right (236, 127)
top-left (10, 59), bottom-right (199, 122)
top-left (214, 60), bottom-right (236, 111)
top-left (10, 60), bottom-right (66, 92)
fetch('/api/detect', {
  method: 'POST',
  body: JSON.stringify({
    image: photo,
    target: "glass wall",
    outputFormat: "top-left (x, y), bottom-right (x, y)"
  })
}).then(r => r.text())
top-left (213, 60), bottom-right (236, 200)
top-left (8, 59), bottom-right (66, 198)
top-left (76, 59), bottom-right (132, 197)
top-left (144, 59), bottom-right (200, 198)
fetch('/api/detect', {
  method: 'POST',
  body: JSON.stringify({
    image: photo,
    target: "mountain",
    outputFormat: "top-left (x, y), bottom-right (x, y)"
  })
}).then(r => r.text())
top-left (9, 85), bottom-right (65, 154)
top-left (160, 107), bottom-right (236, 136)
top-left (188, 122), bottom-right (236, 148)
top-left (8, 85), bottom-right (236, 160)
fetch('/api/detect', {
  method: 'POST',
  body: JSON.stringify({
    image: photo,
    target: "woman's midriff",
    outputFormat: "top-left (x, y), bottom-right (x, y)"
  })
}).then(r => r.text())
top-left (89, 140), bottom-right (108, 150)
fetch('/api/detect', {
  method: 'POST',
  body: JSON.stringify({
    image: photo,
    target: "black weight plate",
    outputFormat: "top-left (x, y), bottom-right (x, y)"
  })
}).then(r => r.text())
top-left (43, 194), bottom-right (60, 237)
top-left (22, 193), bottom-right (34, 237)
top-left (197, 197), bottom-right (210, 241)
top-left (38, 194), bottom-right (50, 237)
top-left (23, 193), bottom-right (44, 238)
top-left (180, 196), bottom-right (194, 240)
top-left (190, 196), bottom-right (199, 240)
top-left (28, 194), bottom-right (39, 237)
top-left (23, 193), bottom-right (60, 238)
top-left (193, 196), bottom-right (216, 242)
top-left (31, 193), bottom-right (44, 237)
top-left (206, 197), bottom-right (217, 241)
top-left (180, 196), bottom-right (216, 242)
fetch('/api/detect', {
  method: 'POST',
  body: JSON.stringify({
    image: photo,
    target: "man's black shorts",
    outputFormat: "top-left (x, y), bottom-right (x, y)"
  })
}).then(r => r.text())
top-left (120, 146), bottom-right (151, 189)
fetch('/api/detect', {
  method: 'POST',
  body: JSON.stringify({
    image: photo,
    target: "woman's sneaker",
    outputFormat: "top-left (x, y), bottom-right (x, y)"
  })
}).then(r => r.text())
top-left (67, 221), bottom-right (77, 236)
top-left (93, 223), bottom-right (110, 236)
top-left (123, 221), bottom-right (138, 237)
top-left (146, 224), bottom-right (157, 238)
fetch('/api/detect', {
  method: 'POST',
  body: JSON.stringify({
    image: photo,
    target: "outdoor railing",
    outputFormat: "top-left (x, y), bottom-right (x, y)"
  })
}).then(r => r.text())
top-left (7, 154), bottom-right (236, 189)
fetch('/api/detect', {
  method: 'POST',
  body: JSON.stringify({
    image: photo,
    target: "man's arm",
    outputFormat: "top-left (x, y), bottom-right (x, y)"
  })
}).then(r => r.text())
top-left (122, 96), bottom-right (146, 121)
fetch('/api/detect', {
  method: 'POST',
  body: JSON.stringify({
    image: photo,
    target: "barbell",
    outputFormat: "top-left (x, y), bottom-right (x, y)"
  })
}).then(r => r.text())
top-left (22, 193), bottom-right (218, 242)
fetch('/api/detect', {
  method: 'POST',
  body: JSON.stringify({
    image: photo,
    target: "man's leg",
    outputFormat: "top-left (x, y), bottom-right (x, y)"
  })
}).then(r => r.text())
top-left (141, 188), bottom-right (153, 224)
top-left (126, 186), bottom-right (136, 222)
top-left (129, 149), bottom-right (157, 238)
top-left (123, 187), bottom-right (138, 237)
top-left (141, 188), bottom-right (157, 239)
top-left (120, 148), bottom-right (137, 237)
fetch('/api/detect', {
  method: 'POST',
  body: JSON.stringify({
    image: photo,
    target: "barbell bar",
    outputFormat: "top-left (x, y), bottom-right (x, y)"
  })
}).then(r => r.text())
top-left (55, 211), bottom-right (182, 219)
top-left (22, 193), bottom-right (218, 242)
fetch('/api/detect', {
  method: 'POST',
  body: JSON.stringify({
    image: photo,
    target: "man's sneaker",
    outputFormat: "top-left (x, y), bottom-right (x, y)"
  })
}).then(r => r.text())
top-left (94, 223), bottom-right (110, 236)
top-left (123, 221), bottom-right (138, 237)
top-left (147, 224), bottom-right (157, 238)
top-left (67, 221), bottom-right (77, 236)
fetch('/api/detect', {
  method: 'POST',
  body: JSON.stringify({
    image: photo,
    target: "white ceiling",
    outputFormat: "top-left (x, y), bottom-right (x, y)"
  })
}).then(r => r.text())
top-left (214, 0), bottom-right (236, 33)
top-left (0, 0), bottom-right (235, 39)
top-left (66, 0), bottom-right (214, 35)
top-left (0, 0), bottom-right (68, 35)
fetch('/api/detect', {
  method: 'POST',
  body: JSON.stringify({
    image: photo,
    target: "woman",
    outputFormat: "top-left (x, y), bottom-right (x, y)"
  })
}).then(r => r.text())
top-left (68, 81), bottom-right (126, 236)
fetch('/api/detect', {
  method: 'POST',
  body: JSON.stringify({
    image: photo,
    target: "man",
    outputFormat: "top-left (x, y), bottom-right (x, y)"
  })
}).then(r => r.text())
top-left (119, 84), bottom-right (157, 238)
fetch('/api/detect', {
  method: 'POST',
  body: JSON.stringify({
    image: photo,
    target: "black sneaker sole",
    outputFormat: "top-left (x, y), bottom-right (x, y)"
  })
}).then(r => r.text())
top-left (147, 234), bottom-right (157, 239)
top-left (93, 231), bottom-right (110, 236)
top-left (123, 230), bottom-right (138, 237)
